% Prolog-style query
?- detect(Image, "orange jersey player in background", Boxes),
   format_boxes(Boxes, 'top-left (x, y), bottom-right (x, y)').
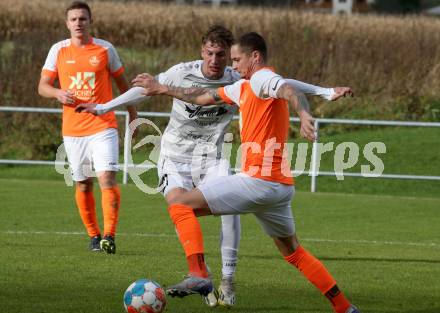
top-left (38, 1), bottom-right (137, 254)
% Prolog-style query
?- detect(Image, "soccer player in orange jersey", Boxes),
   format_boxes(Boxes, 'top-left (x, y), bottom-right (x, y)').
top-left (132, 32), bottom-right (359, 313)
top-left (38, 1), bottom-right (137, 254)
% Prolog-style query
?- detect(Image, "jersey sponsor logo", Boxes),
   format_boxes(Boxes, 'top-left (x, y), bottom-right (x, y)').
top-left (186, 132), bottom-right (216, 141)
top-left (69, 72), bottom-right (96, 89)
top-left (89, 55), bottom-right (100, 67)
top-left (195, 120), bottom-right (218, 127)
top-left (185, 105), bottom-right (228, 118)
top-left (68, 72), bottom-right (96, 100)
top-left (66, 60), bottom-right (76, 64)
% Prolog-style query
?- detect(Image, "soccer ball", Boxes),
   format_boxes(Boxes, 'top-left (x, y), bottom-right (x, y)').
top-left (123, 279), bottom-right (167, 313)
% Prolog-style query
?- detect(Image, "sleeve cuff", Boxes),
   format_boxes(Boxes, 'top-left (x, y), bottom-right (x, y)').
top-left (111, 67), bottom-right (125, 78)
top-left (217, 87), bottom-right (234, 105)
top-left (321, 88), bottom-right (335, 101)
top-left (41, 69), bottom-right (57, 79)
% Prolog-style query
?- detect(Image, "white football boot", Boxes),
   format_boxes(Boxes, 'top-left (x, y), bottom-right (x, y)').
top-left (218, 277), bottom-right (236, 308)
top-left (202, 265), bottom-right (219, 307)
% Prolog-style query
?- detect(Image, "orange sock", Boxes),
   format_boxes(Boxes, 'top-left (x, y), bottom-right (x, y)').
top-left (325, 285), bottom-right (352, 313)
top-left (168, 204), bottom-right (207, 278)
top-left (285, 246), bottom-right (351, 313)
top-left (75, 188), bottom-right (100, 237)
top-left (101, 186), bottom-right (120, 237)
top-left (187, 253), bottom-right (208, 278)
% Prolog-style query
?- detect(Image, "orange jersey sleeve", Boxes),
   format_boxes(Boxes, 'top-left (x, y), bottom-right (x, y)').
top-left (217, 87), bottom-right (234, 105)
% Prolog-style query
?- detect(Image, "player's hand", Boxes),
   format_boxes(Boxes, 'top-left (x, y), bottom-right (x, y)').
top-left (331, 87), bottom-right (353, 101)
top-left (132, 73), bottom-right (165, 96)
top-left (56, 89), bottom-right (75, 105)
top-left (299, 111), bottom-right (316, 142)
top-left (75, 103), bottom-right (98, 115)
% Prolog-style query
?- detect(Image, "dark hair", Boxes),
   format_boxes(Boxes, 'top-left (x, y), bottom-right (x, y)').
top-left (237, 32), bottom-right (267, 61)
top-left (66, 1), bottom-right (92, 19)
top-left (202, 25), bottom-right (235, 48)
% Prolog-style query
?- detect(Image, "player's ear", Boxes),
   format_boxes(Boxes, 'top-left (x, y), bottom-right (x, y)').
top-left (200, 45), bottom-right (205, 58)
top-left (254, 50), bottom-right (264, 63)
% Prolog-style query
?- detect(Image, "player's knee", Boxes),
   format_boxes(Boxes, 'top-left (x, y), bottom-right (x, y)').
top-left (98, 171), bottom-right (117, 189)
top-left (165, 188), bottom-right (188, 205)
top-left (273, 235), bottom-right (299, 256)
top-left (167, 196), bottom-right (189, 206)
top-left (167, 189), bottom-right (208, 211)
top-left (76, 179), bottom-right (93, 192)
top-left (167, 197), bottom-right (179, 206)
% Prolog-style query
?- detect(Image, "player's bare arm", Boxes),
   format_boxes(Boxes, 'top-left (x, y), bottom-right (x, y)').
top-left (132, 73), bottom-right (223, 106)
top-left (38, 75), bottom-right (75, 105)
top-left (277, 83), bottom-right (316, 142)
top-left (162, 85), bottom-right (212, 105)
top-left (75, 103), bottom-right (98, 114)
top-left (331, 87), bottom-right (354, 101)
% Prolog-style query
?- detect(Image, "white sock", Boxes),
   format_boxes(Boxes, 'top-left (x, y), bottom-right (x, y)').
top-left (220, 214), bottom-right (240, 279)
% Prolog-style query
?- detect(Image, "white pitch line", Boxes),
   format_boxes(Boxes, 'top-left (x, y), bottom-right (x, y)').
top-left (1, 230), bottom-right (439, 249)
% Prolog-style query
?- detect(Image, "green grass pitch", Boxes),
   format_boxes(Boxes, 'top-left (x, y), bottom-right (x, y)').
top-left (0, 178), bottom-right (439, 313)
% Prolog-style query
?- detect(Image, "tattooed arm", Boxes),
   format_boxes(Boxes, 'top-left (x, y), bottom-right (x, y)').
top-left (277, 83), bottom-right (311, 115)
top-left (162, 86), bottom-right (224, 106)
top-left (132, 73), bottom-right (223, 106)
top-left (277, 83), bottom-right (316, 142)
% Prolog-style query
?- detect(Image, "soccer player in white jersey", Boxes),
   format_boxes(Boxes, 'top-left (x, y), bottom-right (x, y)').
top-left (38, 1), bottom-right (137, 254)
top-left (76, 26), bottom-right (352, 307)
top-left (131, 32), bottom-right (359, 313)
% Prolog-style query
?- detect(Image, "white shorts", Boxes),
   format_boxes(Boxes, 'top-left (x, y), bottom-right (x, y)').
top-left (63, 128), bottom-right (119, 182)
top-left (157, 156), bottom-right (231, 196)
top-left (198, 173), bottom-right (295, 237)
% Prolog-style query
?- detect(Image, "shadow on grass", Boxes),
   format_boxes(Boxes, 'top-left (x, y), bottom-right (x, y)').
top-left (318, 256), bottom-right (440, 264)
top-left (404, 309), bottom-right (440, 313)
top-left (241, 253), bottom-right (440, 264)
top-left (243, 306), bottom-right (325, 312)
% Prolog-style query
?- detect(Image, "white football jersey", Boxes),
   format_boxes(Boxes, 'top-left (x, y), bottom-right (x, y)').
top-left (157, 60), bottom-right (240, 163)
